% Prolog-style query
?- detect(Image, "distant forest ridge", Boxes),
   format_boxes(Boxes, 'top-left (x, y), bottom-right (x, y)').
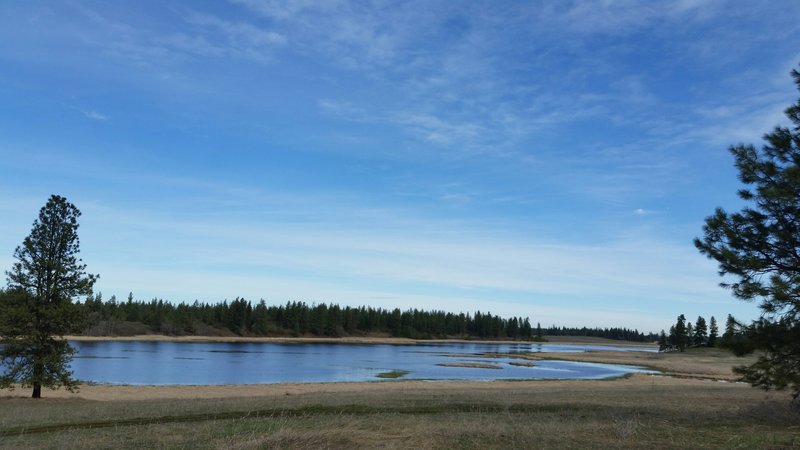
top-left (79, 294), bottom-right (658, 342)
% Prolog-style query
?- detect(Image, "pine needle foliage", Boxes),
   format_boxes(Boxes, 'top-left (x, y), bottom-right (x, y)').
top-left (1, 195), bottom-right (97, 398)
top-left (695, 66), bottom-right (800, 401)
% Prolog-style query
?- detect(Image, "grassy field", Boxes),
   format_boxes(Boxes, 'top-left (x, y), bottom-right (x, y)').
top-left (1, 347), bottom-right (797, 449)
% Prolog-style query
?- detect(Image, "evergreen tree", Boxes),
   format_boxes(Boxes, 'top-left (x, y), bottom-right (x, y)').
top-left (0, 195), bottom-right (97, 398)
top-left (522, 318), bottom-right (532, 338)
top-left (708, 316), bottom-right (719, 347)
top-left (693, 316), bottom-right (708, 347)
top-left (695, 66), bottom-right (800, 400)
top-left (668, 325), bottom-right (677, 348)
top-left (722, 314), bottom-right (737, 346)
top-left (658, 330), bottom-right (669, 351)
top-left (675, 314), bottom-right (688, 352)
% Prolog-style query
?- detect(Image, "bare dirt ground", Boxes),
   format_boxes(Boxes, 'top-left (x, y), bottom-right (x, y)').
top-left (0, 373), bottom-right (755, 402)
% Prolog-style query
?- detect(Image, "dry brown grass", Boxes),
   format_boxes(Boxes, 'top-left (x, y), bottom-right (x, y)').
top-left (508, 361), bottom-right (535, 367)
top-left (1, 373), bottom-right (797, 449)
top-left (1, 347), bottom-right (796, 449)
top-left (520, 346), bottom-right (757, 380)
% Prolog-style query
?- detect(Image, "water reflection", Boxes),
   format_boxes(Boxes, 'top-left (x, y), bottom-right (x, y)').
top-left (70, 341), bottom-right (656, 385)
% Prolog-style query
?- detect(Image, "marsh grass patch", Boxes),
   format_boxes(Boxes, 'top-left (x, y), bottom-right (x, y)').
top-left (437, 362), bottom-right (503, 369)
top-left (375, 370), bottom-right (410, 379)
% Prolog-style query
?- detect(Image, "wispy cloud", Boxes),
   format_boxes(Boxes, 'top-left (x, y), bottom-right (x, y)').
top-left (393, 114), bottom-right (484, 146)
top-left (82, 110), bottom-right (108, 121)
top-left (31, 4), bottom-right (288, 71)
top-left (179, 11), bottom-right (286, 63)
top-left (548, 0), bottom-right (721, 35)
top-left (227, 0), bottom-right (337, 21)
top-left (292, 0), bottom-right (781, 172)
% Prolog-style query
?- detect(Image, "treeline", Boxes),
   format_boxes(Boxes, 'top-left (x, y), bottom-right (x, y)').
top-left (81, 293), bottom-right (537, 340)
top-left (658, 314), bottom-right (745, 351)
top-left (543, 325), bottom-right (656, 342)
top-left (78, 293), bottom-right (654, 342)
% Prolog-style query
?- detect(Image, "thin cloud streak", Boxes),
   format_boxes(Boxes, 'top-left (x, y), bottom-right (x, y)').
top-left (82, 110), bottom-right (108, 121)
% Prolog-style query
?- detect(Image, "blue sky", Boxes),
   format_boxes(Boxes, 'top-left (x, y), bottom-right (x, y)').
top-left (1, 1), bottom-right (798, 332)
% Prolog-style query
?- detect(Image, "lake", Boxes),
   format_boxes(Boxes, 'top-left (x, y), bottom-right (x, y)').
top-left (69, 341), bottom-right (656, 385)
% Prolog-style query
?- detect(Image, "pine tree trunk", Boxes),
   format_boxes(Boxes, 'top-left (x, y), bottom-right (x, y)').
top-left (32, 358), bottom-right (43, 398)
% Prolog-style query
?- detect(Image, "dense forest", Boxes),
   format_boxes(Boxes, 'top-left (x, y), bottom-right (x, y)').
top-left (542, 325), bottom-right (655, 342)
top-left (77, 293), bottom-right (656, 342)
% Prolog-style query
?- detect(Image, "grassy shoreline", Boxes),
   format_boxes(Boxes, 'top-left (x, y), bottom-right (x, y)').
top-left (1, 373), bottom-right (796, 448)
top-left (3, 347), bottom-right (792, 449)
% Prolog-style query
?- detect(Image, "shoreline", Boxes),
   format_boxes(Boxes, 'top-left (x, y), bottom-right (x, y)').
top-left (63, 334), bottom-right (657, 347)
top-left (3, 372), bottom-right (791, 449)
top-left (1, 373), bottom-right (684, 401)
top-left (0, 347), bottom-right (748, 402)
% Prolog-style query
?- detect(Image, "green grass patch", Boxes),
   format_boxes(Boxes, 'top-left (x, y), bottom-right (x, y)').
top-left (375, 370), bottom-right (410, 379)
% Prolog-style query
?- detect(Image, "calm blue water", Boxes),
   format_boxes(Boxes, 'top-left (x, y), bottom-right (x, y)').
top-left (68, 341), bottom-right (656, 385)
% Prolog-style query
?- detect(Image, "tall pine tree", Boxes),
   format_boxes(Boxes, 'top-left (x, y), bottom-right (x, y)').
top-left (1, 195), bottom-right (97, 398)
top-left (675, 314), bottom-right (688, 352)
top-left (695, 66), bottom-right (800, 401)
top-left (693, 316), bottom-right (708, 347)
top-left (708, 316), bottom-right (719, 347)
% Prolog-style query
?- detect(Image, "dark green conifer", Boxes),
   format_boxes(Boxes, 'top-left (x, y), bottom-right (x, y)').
top-left (696, 66), bottom-right (800, 401)
top-left (708, 316), bottom-right (718, 347)
top-left (1, 195), bottom-right (97, 398)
